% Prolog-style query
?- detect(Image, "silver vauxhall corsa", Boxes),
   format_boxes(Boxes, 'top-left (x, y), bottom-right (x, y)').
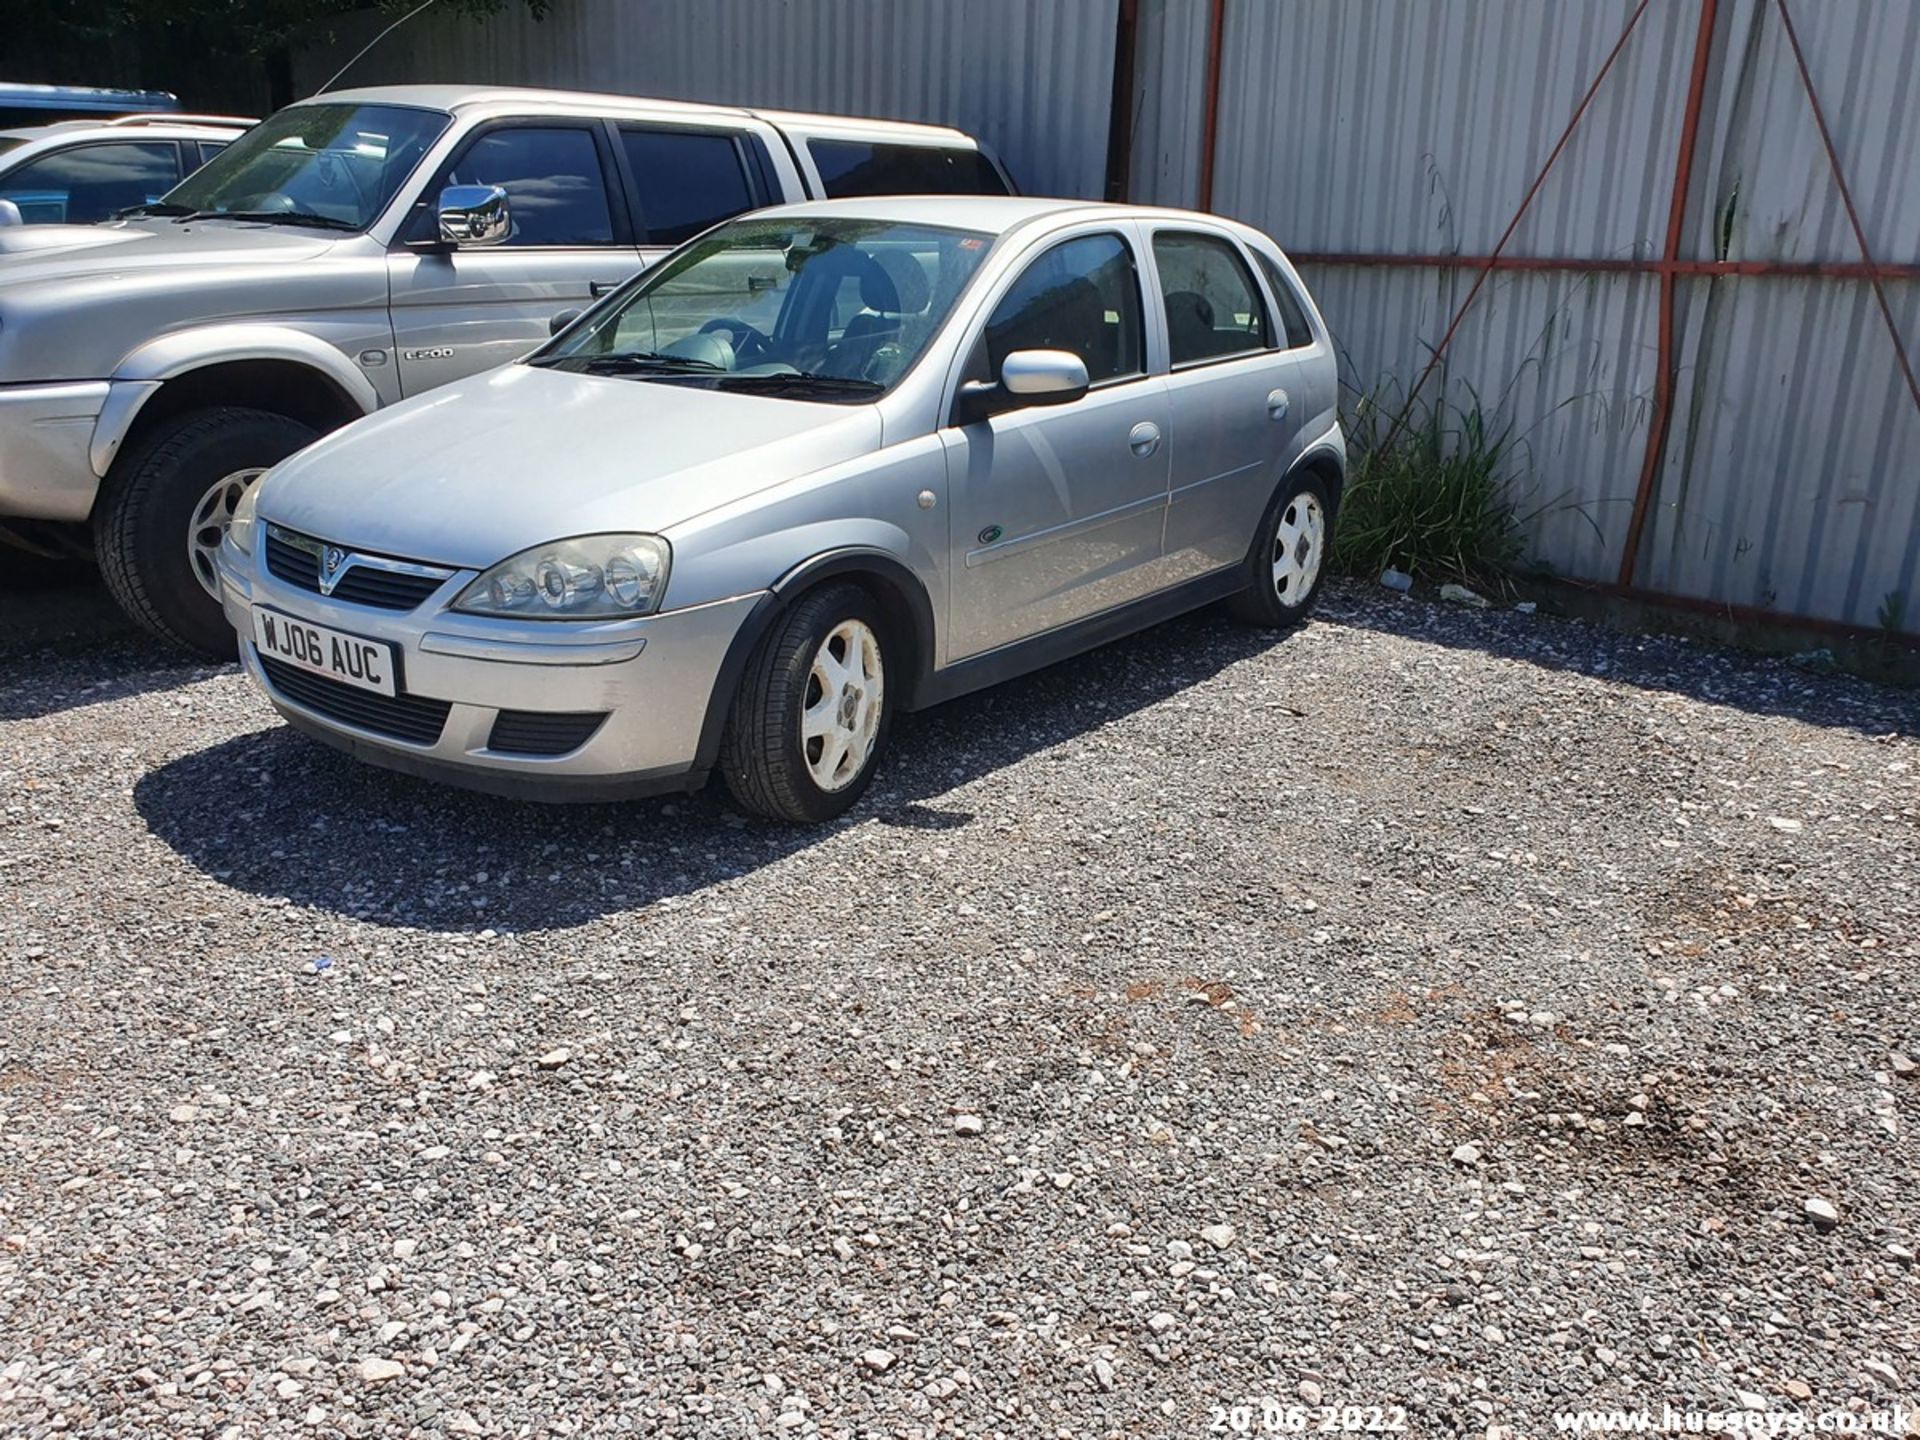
top-left (217, 196), bottom-right (1344, 822)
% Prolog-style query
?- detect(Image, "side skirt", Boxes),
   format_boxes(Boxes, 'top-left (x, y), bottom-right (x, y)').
top-left (911, 565), bottom-right (1246, 711)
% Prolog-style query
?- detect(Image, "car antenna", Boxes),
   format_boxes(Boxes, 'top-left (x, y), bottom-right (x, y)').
top-left (315, 0), bottom-right (439, 95)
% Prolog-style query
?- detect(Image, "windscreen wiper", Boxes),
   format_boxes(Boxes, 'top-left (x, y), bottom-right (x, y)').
top-left (172, 209), bottom-right (360, 231)
top-left (714, 371), bottom-right (885, 397)
top-left (115, 201), bottom-right (195, 219)
top-left (535, 352), bottom-right (726, 375)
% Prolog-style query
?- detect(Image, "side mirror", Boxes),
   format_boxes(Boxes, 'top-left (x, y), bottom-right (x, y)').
top-left (549, 309), bottom-right (583, 336)
top-left (958, 348), bottom-right (1090, 422)
top-left (437, 184), bottom-right (510, 247)
top-left (0, 199), bottom-right (22, 229)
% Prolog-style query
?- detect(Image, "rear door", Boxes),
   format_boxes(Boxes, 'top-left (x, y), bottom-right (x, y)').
top-left (610, 122), bottom-right (780, 264)
top-left (1151, 227), bottom-right (1320, 582)
top-left (385, 120), bottom-right (643, 396)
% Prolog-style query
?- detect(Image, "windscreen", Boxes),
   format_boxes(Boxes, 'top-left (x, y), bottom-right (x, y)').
top-left (157, 102), bottom-right (449, 230)
top-left (535, 215), bottom-right (996, 402)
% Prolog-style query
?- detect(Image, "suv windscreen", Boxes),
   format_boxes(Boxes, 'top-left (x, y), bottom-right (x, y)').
top-left (809, 139), bottom-right (1008, 198)
top-left (154, 103), bottom-right (449, 230)
top-left (535, 215), bottom-right (995, 400)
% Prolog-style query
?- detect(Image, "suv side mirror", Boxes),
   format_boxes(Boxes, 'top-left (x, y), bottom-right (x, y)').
top-left (957, 348), bottom-right (1090, 422)
top-left (0, 199), bottom-right (22, 229)
top-left (437, 184), bottom-right (510, 247)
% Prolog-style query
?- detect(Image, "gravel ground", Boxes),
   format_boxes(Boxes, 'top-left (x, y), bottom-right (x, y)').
top-left (2, 579), bottom-right (1917, 1439)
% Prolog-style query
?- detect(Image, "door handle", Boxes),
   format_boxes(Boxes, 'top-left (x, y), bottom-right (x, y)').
top-left (590, 280), bottom-right (623, 297)
top-left (1128, 420), bottom-right (1162, 457)
top-left (1267, 387), bottom-right (1291, 422)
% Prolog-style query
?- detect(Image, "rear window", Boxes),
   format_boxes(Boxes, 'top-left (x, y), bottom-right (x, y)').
top-left (1252, 250), bottom-right (1316, 349)
top-left (808, 139), bottom-right (1007, 199)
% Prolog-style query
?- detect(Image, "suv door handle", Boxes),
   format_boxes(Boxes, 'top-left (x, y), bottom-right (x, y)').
top-left (590, 280), bottom-right (623, 297)
top-left (1267, 387), bottom-right (1291, 422)
top-left (1129, 421), bottom-right (1162, 457)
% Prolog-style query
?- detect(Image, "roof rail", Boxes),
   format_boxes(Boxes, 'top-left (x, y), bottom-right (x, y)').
top-left (105, 113), bottom-right (255, 128)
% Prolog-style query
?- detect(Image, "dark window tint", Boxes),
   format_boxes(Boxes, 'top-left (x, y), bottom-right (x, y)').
top-left (810, 139), bottom-right (1007, 199)
top-left (620, 128), bottom-right (755, 246)
top-left (1153, 231), bottom-right (1270, 366)
top-left (1253, 250), bottom-right (1314, 349)
top-left (445, 126), bottom-right (613, 246)
top-left (196, 141), bottom-right (228, 168)
top-left (0, 141), bottom-right (180, 223)
top-left (982, 233), bottom-right (1144, 386)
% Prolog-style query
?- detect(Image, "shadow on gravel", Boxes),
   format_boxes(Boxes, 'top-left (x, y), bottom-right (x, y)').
top-left (1321, 585), bottom-right (1920, 738)
top-left (133, 610), bottom-right (1284, 933)
top-left (0, 578), bottom-right (215, 721)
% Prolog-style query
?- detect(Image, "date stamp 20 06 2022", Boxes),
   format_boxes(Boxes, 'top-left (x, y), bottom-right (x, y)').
top-left (1208, 1401), bottom-right (1410, 1434)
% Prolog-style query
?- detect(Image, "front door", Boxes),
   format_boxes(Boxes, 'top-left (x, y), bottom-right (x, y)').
top-left (386, 121), bottom-right (644, 396)
top-left (940, 230), bottom-right (1170, 660)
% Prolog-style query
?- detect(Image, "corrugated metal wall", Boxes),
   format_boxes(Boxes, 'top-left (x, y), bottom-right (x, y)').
top-left (291, 0), bottom-right (1918, 635)
top-left (1131, 0), bottom-right (1919, 633)
top-left (293, 0), bottom-right (1121, 201)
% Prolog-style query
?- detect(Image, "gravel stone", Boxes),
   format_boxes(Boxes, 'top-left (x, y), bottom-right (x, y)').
top-left (3, 580), bottom-right (1916, 1437)
top-left (1804, 1197), bottom-right (1842, 1231)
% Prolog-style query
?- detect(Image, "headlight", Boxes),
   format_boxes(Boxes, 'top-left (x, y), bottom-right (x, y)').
top-left (228, 478), bottom-right (264, 555)
top-left (453, 534), bottom-right (670, 619)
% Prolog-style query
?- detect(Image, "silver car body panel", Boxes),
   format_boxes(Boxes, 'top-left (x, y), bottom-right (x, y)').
top-left (0, 85), bottom-right (998, 523)
top-left (225, 196), bottom-right (1344, 797)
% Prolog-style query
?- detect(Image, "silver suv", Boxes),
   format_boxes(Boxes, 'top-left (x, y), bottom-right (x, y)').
top-left (0, 85), bottom-right (1011, 650)
top-left (215, 197), bottom-right (1343, 822)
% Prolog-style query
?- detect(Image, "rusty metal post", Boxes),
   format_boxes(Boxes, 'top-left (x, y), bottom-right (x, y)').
top-left (1195, 0), bottom-right (1227, 211)
top-left (1616, 0), bottom-right (1721, 589)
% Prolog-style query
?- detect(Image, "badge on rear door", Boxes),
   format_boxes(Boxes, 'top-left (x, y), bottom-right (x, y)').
top-left (978, 524), bottom-right (1003, 545)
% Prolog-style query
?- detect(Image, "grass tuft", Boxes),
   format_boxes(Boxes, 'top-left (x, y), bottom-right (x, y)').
top-left (1332, 381), bottom-right (1527, 591)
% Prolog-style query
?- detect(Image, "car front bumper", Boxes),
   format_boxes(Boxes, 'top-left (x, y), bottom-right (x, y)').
top-left (219, 533), bottom-right (763, 801)
top-left (0, 382), bottom-right (109, 521)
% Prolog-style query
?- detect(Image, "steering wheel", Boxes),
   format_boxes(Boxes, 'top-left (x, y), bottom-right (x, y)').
top-left (699, 317), bottom-right (772, 366)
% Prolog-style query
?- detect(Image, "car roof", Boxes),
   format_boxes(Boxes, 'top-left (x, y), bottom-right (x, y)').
top-left (0, 120), bottom-right (247, 144)
top-left (310, 85), bottom-right (981, 145)
top-left (0, 83), bottom-right (178, 114)
top-left (743, 194), bottom-right (1260, 238)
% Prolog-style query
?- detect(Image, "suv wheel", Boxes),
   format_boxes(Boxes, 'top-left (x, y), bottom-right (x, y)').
top-left (1229, 470), bottom-right (1334, 628)
top-left (721, 584), bottom-right (892, 823)
top-left (96, 407), bottom-right (317, 656)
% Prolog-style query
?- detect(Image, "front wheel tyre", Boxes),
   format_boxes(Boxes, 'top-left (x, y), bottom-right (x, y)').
top-left (720, 584), bottom-right (892, 823)
top-left (1229, 471), bottom-right (1334, 628)
top-left (95, 406), bottom-right (318, 657)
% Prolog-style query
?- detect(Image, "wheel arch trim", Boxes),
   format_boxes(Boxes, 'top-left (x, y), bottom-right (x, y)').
top-left (690, 547), bottom-right (940, 774)
top-left (92, 326), bottom-right (380, 476)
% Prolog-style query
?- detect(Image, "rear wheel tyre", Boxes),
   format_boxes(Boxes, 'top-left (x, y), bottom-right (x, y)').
top-left (95, 407), bottom-right (317, 657)
top-left (1229, 470), bottom-right (1334, 628)
top-left (720, 584), bottom-right (892, 824)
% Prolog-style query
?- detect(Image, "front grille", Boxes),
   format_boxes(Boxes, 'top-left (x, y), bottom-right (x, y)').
top-left (488, 709), bottom-right (608, 757)
top-left (259, 656), bottom-right (451, 747)
top-left (264, 529), bottom-right (450, 612)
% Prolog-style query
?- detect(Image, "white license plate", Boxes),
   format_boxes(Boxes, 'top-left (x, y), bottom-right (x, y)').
top-left (251, 607), bottom-right (396, 697)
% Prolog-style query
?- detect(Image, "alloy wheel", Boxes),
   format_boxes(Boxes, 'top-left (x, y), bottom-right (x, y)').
top-left (1271, 491), bottom-right (1326, 606)
top-left (801, 618), bottom-right (885, 792)
top-left (186, 467), bottom-right (265, 599)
